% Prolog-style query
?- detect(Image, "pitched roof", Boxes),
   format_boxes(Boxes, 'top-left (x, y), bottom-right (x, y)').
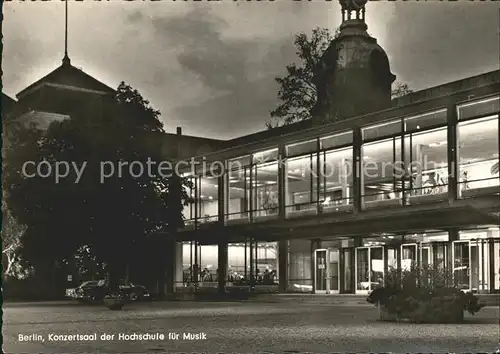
top-left (17, 61), bottom-right (116, 99)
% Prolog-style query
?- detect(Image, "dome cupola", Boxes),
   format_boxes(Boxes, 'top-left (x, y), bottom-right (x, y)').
top-left (312, 0), bottom-right (396, 123)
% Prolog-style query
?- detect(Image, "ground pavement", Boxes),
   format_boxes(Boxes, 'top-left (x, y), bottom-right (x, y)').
top-left (3, 300), bottom-right (499, 353)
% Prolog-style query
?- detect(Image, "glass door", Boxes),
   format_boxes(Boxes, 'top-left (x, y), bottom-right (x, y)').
top-left (452, 241), bottom-right (470, 291)
top-left (329, 248), bottom-right (340, 293)
top-left (356, 248), bottom-right (369, 293)
top-left (370, 247), bottom-right (384, 289)
top-left (314, 249), bottom-right (328, 293)
top-left (355, 247), bottom-right (384, 294)
top-left (342, 248), bottom-right (354, 293)
top-left (468, 239), bottom-right (489, 293)
top-left (401, 244), bottom-right (417, 271)
top-left (420, 244), bottom-right (431, 268)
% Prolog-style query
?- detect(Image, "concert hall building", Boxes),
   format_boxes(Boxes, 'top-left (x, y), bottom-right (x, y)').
top-left (5, 0), bottom-right (499, 296)
top-left (169, 1), bottom-right (500, 295)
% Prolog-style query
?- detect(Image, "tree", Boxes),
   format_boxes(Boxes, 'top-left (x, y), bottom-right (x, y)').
top-left (1, 200), bottom-right (28, 278)
top-left (5, 83), bottom-right (190, 289)
top-left (391, 82), bottom-right (413, 99)
top-left (2, 117), bottom-right (40, 279)
top-left (267, 27), bottom-right (412, 129)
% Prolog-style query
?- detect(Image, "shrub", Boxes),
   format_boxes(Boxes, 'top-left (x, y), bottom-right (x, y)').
top-left (366, 265), bottom-right (485, 323)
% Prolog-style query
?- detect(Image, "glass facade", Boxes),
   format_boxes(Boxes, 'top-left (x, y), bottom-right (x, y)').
top-left (179, 241), bottom-right (278, 288)
top-left (404, 109), bottom-right (448, 201)
top-left (181, 95), bottom-right (499, 225)
top-left (177, 95), bottom-right (499, 295)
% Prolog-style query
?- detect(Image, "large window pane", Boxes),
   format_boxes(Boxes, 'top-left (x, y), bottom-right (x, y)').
top-left (404, 109), bottom-right (447, 132)
top-left (288, 240), bottom-right (312, 292)
top-left (362, 119), bottom-right (401, 141)
top-left (320, 131), bottom-right (353, 150)
top-left (182, 175), bottom-right (195, 226)
top-left (457, 96), bottom-right (499, 121)
top-left (226, 167), bottom-right (250, 221)
top-left (285, 154), bottom-right (317, 216)
top-left (405, 127), bottom-right (448, 197)
top-left (287, 139), bottom-right (317, 157)
top-left (252, 161), bottom-right (279, 218)
top-left (361, 138), bottom-right (402, 204)
top-left (320, 147), bottom-right (353, 209)
top-left (458, 115), bottom-right (499, 196)
top-left (198, 175), bottom-right (219, 223)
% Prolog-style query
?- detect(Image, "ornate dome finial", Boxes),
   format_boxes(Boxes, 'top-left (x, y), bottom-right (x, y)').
top-left (339, 0), bottom-right (367, 22)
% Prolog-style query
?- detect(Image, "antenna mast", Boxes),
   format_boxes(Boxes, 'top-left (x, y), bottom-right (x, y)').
top-left (62, 0), bottom-right (70, 65)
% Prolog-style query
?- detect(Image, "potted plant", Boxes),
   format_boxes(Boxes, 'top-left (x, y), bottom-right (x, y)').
top-left (367, 265), bottom-right (484, 323)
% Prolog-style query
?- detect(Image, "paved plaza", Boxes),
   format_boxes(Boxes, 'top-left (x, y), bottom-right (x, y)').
top-left (3, 300), bottom-right (499, 353)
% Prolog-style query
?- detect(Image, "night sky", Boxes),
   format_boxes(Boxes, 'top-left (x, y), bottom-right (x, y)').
top-left (3, 1), bottom-right (499, 139)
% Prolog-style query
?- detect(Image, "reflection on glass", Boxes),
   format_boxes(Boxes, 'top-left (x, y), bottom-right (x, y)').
top-left (320, 147), bottom-right (353, 207)
top-left (288, 240), bottom-right (312, 292)
top-left (252, 162), bottom-right (279, 217)
top-left (343, 249), bottom-right (354, 293)
top-left (458, 115), bottom-right (499, 195)
top-left (362, 138), bottom-right (402, 202)
top-left (453, 241), bottom-right (470, 290)
top-left (405, 127), bottom-right (448, 196)
top-left (356, 248), bottom-right (369, 291)
top-left (329, 249), bottom-right (340, 291)
top-left (371, 247), bottom-right (384, 289)
top-left (286, 154), bottom-right (316, 214)
top-left (198, 176), bottom-right (219, 222)
top-left (401, 244), bottom-right (417, 270)
top-left (315, 250), bottom-right (327, 291)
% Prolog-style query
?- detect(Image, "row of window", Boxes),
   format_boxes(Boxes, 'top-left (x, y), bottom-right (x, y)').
top-left (182, 96), bottom-right (499, 225)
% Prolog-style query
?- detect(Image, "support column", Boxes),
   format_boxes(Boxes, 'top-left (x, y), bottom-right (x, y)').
top-left (278, 143), bottom-right (286, 220)
top-left (217, 238), bottom-right (228, 293)
top-left (278, 239), bottom-right (288, 293)
top-left (488, 237), bottom-right (496, 294)
top-left (174, 242), bottom-right (183, 290)
top-left (351, 238), bottom-right (361, 293)
top-left (164, 238), bottom-right (176, 294)
top-left (353, 127), bottom-right (362, 212)
top-left (249, 236), bottom-right (254, 291)
top-left (448, 229), bottom-right (459, 272)
top-left (193, 240), bottom-right (199, 291)
top-left (339, 250), bottom-right (345, 293)
top-left (447, 103), bottom-right (458, 202)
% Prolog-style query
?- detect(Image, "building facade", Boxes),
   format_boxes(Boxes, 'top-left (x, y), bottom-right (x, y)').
top-left (172, 74), bottom-right (500, 295)
top-left (162, 0), bottom-right (499, 296)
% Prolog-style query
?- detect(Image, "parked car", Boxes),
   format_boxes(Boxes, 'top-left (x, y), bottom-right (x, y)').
top-left (66, 280), bottom-right (151, 302)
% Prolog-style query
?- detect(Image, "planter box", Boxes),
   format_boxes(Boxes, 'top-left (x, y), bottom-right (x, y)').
top-left (104, 296), bottom-right (125, 310)
top-left (378, 298), bottom-right (465, 323)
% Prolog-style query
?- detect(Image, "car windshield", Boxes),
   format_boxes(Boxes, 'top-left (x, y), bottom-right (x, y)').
top-left (80, 281), bottom-right (98, 287)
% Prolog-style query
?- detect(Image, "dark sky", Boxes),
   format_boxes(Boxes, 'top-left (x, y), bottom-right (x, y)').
top-left (3, 1), bottom-right (499, 139)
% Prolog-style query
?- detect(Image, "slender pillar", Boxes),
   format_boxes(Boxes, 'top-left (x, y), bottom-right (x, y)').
top-left (447, 103), bottom-right (458, 202)
top-left (218, 174), bottom-right (225, 225)
top-left (339, 250), bottom-right (345, 293)
top-left (244, 240), bottom-right (248, 280)
top-left (164, 238), bottom-right (176, 294)
top-left (353, 127), bottom-right (362, 212)
top-left (217, 237), bottom-right (228, 293)
top-left (174, 242), bottom-right (183, 289)
top-left (278, 239), bottom-right (288, 293)
top-left (278, 143), bottom-right (286, 219)
top-left (249, 236), bottom-right (254, 291)
top-left (193, 240), bottom-right (199, 290)
top-left (488, 238), bottom-right (496, 294)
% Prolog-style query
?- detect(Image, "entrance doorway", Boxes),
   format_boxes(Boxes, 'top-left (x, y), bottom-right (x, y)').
top-left (453, 240), bottom-right (488, 292)
top-left (313, 248), bottom-right (340, 294)
top-left (355, 246), bottom-right (384, 294)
